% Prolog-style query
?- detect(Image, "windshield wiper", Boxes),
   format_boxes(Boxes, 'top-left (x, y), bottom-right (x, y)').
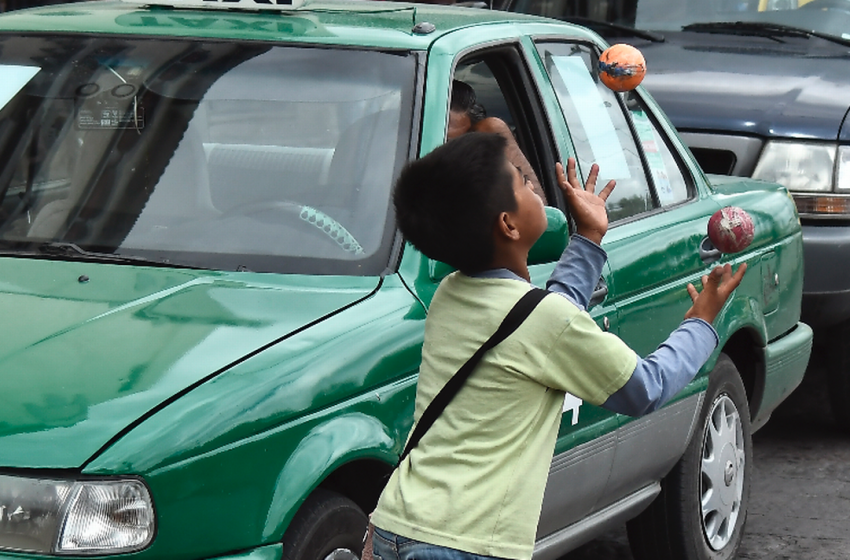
top-left (37, 242), bottom-right (199, 269)
top-left (563, 16), bottom-right (666, 42)
top-left (683, 21), bottom-right (850, 47)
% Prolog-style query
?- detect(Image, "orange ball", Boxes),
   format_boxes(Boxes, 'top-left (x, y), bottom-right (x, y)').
top-left (599, 44), bottom-right (646, 92)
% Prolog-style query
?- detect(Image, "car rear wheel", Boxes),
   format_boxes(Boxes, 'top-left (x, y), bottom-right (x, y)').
top-left (281, 488), bottom-right (368, 560)
top-left (626, 354), bottom-right (752, 560)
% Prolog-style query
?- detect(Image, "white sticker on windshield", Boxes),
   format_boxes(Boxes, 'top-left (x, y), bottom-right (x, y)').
top-left (0, 65), bottom-right (39, 110)
top-left (552, 56), bottom-right (630, 180)
top-left (632, 109), bottom-right (677, 204)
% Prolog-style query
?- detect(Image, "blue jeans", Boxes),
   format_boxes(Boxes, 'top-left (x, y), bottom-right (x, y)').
top-left (371, 527), bottom-right (504, 560)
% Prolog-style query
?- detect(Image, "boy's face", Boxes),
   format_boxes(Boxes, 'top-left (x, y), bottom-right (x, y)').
top-left (506, 158), bottom-right (547, 246)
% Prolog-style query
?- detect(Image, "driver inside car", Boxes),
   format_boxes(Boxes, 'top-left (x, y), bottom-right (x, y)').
top-left (447, 79), bottom-right (546, 201)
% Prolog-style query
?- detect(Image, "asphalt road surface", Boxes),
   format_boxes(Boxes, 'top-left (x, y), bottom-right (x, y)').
top-left (561, 349), bottom-right (850, 560)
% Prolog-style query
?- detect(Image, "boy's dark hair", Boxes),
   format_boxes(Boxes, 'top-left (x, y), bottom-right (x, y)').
top-left (451, 80), bottom-right (487, 125)
top-left (393, 132), bottom-right (516, 273)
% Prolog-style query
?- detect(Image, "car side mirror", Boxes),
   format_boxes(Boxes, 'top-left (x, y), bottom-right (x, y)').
top-left (429, 206), bottom-right (568, 281)
top-left (528, 206), bottom-right (568, 266)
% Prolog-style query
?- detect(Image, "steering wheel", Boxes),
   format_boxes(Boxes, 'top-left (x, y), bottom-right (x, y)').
top-left (223, 200), bottom-right (364, 255)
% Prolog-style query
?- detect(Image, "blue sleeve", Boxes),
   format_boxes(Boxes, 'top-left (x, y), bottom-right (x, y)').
top-left (601, 318), bottom-right (719, 416)
top-left (546, 234), bottom-right (607, 310)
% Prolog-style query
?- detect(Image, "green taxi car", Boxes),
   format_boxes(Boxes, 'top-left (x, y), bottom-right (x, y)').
top-left (0, 1), bottom-right (812, 560)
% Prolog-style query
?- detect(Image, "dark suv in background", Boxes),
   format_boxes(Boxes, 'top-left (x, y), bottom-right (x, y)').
top-left (504, 0), bottom-right (850, 431)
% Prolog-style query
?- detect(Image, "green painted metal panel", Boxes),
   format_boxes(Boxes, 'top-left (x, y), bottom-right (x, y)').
top-left (80, 275), bottom-right (423, 558)
top-left (0, 257), bottom-right (378, 468)
top-left (213, 544), bottom-right (283, 560)
top-left (0, 0), bottom-right (551, 47)
top-left (757, 322), bottom-right (813, 425)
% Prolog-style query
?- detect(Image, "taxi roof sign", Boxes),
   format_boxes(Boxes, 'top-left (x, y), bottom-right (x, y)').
top-left (121, 0), bottom-right (306, 11)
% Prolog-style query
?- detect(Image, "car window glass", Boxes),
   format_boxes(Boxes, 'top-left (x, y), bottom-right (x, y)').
top-left (623, 92), bottom-right (692, 206)
top-left (0, 36), bottom-right (415, 275)
top-left (511, 0), bottom-right (845, 40)
top-left (537, 42), bottom-right (654, 222)
top-left (453, 62), bottom-right (514, 127)
top-left (451, 50), bottom-right (552, 205)
top-left (511, 0), bottom-right (611, 22)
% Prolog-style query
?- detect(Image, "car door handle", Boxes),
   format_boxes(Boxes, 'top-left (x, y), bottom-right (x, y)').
top-left (589, 276), bottom-right (608, 308)
top-left (699, 237), bottom-right (722, 265)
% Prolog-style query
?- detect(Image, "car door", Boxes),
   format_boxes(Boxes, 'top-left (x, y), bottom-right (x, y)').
top-left (531, 39), bottom-right (717, 508)
top-left (437, 38), bottom-right (622, 540)
top-left (602, 91), bottom-right (719, 505)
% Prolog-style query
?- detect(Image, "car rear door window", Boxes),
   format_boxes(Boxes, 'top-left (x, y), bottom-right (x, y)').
top-left (625, 94), bottom-right (692, 207)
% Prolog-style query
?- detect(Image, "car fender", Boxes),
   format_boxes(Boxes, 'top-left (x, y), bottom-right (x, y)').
top-left (714, 289), bottom-right (768, 355)
top-left (262, 411), bottom-right (399, 541)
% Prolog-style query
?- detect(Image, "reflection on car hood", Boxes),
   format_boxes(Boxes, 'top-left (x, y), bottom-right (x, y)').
top-left (636, 32), bottom-right (850, 139)
top-left (0, 258), bottom-right (377, 469)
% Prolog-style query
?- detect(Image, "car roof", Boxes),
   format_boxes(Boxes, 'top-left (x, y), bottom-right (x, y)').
top-left (0, 0), bottom-right (573, 49)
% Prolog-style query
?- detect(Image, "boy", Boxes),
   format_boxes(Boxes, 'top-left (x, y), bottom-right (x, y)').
top-left (370, 132), bottom-right (746, 560)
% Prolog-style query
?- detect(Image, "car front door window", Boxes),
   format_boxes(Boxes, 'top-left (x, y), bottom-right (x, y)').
top-left (537, 42), bottom-right (654, 222)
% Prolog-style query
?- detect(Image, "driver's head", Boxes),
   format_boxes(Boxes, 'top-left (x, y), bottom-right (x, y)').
top-left (448, 80), bottom-right (487, 140)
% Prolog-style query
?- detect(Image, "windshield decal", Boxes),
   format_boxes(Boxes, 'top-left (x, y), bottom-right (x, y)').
top-left (0, 65), bottom-right (39, 111)
top-left (552, 56), bottom-right (631, 180)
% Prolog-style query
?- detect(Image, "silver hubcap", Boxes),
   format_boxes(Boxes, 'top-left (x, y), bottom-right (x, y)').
top-left (324, 549), bottom-right (359, 560)
top-left (700, 394), bottom-right (745, 551)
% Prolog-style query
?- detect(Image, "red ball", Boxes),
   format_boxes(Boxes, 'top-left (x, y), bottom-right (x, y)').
top-left (599, 44), bottom-right (646, 92)
top-left (708, 206), bottom-right (755, 254)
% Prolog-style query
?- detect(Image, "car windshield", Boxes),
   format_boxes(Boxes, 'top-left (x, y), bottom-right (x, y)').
top-left (0, 35), bottom-right (416, 275)
top-left (510, 0), bottom-right (850, 39)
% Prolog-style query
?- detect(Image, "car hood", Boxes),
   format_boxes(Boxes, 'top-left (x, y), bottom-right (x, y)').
top-left (635, 32), bottom-right (850, 140)
top-left (0, 257), bottom-right (378, 469)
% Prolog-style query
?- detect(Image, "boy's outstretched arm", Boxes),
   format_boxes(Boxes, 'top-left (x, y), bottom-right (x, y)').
top-left (686, 263), bottom-right (748, 324)
top-left (602, 263), bottom-right (747, 416)
top-left (546, 158), bottom-right (616, 308)
top-left (557, 157), bottom-right (615, 245)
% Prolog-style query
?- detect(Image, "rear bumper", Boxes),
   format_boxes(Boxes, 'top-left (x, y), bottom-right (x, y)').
top-left (752, 322), bottom-right (813, 430)
top-left (801, 224), bottom-right (850, 328)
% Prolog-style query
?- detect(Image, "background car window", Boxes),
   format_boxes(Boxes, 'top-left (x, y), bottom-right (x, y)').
top-left (623, 92), bottom-right (692, 207)
top-left (537, 42), bottom-right (654, 222)
top-left (510, 0), bottom-right (612, 22)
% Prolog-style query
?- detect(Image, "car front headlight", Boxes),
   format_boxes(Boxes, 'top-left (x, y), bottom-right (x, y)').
top-left (752, 141), bottom-right (834, 192)
top-left (0, 474), bottom-right (154, 555)
top-left (753, 141), bottom-right (850, 218)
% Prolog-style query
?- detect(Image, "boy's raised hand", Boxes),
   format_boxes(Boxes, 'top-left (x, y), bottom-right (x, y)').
top-left (556, 158), bottom-right (616, 245)
top-left (685, 263), bottom-right (748, 325)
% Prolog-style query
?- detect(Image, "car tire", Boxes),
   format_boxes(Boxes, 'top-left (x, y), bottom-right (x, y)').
top-left (626, 354), bottom-right (752, 560)
top-left (825, 321), bottom-right (850, 432)
top-left (281, 488), bottom-right (369, 560)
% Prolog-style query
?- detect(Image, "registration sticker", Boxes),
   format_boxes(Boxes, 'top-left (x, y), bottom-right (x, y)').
top-left (78, 106), bottom-right (145, 130)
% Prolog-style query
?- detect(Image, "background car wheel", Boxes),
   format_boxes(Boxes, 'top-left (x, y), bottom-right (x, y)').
top-left (626, 354), bottom-right (752, 560)
top-left (281, 488), bottom-right (368, 560)
top-left (824, 320), bottom-right (850, 432)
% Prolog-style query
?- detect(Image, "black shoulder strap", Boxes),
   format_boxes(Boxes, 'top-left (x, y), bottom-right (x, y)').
top-left (396, 287), bottom-right (550, 468)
